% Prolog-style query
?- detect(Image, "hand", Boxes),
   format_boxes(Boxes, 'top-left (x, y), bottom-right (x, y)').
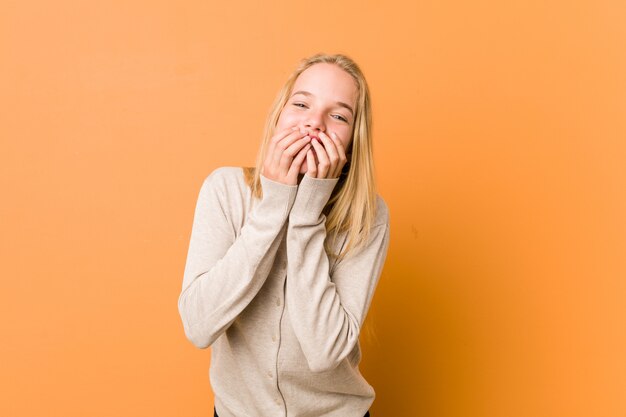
top-left (305, 130), bottom-right (348, 179)
top-left (262, 126), bottom-right (312, 185)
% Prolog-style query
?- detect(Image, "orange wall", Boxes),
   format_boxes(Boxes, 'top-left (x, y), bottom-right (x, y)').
top-left (1, 1), bottom-right (625, 416)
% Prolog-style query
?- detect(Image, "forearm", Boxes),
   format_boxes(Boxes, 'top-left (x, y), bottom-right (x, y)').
top-left (178, 172), bottom-right (298, 348)
top-left (285, 175), bottom-right (390, 372)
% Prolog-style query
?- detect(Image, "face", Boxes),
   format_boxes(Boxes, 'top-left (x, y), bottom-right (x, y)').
top-left (275, 63), bottom-right (358, 174)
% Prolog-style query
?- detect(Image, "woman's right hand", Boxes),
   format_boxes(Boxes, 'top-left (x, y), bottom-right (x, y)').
top-left (261, 126), bottom-right (311, 186)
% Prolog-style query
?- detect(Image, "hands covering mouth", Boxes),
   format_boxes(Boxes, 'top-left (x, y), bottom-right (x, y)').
top-left (306, 135), bottom-right (322, 155)
top-left (278, 126), bottom-right (348, 179)
top-left (262, 126), bottom-right (346, 184)
top-left (300, 130), bottom-right (322, 149)
top-left (305, 133), bottom-right (321, 142)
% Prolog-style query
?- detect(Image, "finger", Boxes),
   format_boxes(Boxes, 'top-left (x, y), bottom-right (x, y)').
top-left (266, 127), bottom-right (297, 170)
top-left (279, 136), bottom-right (311, 174)
top-left (318, 131), bottom-right (340, 177)
top-left (267, 126), bottom-right (298, 157)
top-left (278, 129), bottom-right (309, 151)
top-left (271, 126), bottom-right (299, 145)
top-left (328, 131), bottom-right (347, 177)
top-left (310, 139), bottom-right (330, 178)
top-left (288, 143), bottom-right (311, 178)
top-left (306, 148), bottom-right (317, 177)
top-left (272, 129), bottom-right (307, 169)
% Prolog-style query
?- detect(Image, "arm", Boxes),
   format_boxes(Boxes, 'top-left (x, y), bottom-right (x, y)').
top-left (285, 174), bottom-right (391, 372)
top-left (178, 168), bottom-right (298, 349)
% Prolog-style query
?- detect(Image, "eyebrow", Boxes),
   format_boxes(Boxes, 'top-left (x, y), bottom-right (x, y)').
top-left (291, 90), bottom-right (354, 116)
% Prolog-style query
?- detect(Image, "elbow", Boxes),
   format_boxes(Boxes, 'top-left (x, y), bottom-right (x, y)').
top-left (182, 324), bottom-right (212, 350)
top-left (303, 333), bottom-right (360, 373)
top-left (178, 292), bottom-right (214, 350)
top-left (305, 353), bottom-right (342, 373)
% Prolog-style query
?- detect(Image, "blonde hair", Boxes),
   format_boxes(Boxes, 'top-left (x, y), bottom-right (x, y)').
top-left (244, 52), bottom-right (379, 264)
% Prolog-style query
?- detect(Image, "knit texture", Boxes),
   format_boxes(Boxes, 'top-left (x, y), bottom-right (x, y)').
top-left (178, 166), bottom-right (390, 417)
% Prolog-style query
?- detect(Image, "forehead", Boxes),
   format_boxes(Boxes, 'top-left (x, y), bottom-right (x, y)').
top-left (292, 63), bottom-right (357, 105)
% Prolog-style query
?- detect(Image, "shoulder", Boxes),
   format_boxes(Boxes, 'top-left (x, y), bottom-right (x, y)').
top-left (203, 166), bottom-right (245, 184)
top-left (373, 194), bottom-right (390, 228)
top-left (195, 167), bottom-right (250, 224)
top-left (195, 166), bottom-right (249, 206)
top-left (200, 166), bottom-right (246, 192)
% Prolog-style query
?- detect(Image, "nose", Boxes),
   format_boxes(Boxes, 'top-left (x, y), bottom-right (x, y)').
top-left (302, 110), bottom-right (325, 137)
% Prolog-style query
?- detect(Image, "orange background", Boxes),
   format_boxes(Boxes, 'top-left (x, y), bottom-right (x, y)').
top-left (1, 1), bottom-right (625, 416)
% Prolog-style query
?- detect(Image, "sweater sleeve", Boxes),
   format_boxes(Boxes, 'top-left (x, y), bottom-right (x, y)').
top-left (285, 174), bottom-right (391, 372)
top-left (178, 168), bottom-right (298, 349)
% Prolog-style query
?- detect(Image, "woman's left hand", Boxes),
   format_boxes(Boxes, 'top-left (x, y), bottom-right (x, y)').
top-left (306, 131), bottom-right (348, 179)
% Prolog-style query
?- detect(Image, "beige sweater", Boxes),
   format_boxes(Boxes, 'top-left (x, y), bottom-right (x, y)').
top-left (178, 166), bottom-right (390, 417)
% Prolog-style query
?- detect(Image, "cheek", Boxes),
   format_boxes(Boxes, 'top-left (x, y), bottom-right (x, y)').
top-left (277, 109), bottom-right (299, 128)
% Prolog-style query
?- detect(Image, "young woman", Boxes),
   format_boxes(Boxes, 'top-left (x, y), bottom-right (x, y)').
top-left (178, 53), bottom-right (390, 417)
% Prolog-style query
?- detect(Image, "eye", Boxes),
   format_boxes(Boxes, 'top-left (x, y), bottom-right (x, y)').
top-left (292, 102), bottom-right (307, 108)
top-left (332, 114), bottom-right (348, 123)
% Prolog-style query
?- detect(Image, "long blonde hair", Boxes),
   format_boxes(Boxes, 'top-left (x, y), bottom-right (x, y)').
top-left (244, 52), bottom-right (379, 264)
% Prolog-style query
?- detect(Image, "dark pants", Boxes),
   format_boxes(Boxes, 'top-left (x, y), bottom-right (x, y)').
top-left (214, 406), bottom-right (370, 416)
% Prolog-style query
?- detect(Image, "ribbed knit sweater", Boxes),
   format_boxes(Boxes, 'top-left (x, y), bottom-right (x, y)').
top-left (178, 166), bottom-right (390, 417)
